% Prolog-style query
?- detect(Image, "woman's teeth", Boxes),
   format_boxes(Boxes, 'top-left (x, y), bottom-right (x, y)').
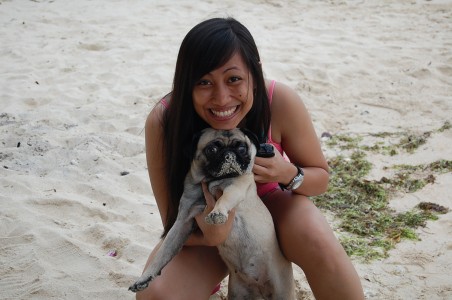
top-left (211, 107), bottom-right (236, 118)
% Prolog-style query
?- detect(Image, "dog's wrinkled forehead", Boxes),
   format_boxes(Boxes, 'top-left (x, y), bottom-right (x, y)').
top-left (220, 130), bottom-right (234, 138)
top-left (198, 128), bottom-right (245, 150)
top-left (210, 130), bottom-right (239, 146)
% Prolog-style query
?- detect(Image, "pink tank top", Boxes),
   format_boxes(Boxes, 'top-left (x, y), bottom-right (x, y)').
top-left (256, 80), bottom-right (282, 198)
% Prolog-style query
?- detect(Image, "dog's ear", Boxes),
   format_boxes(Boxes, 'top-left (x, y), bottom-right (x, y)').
top-left (189, 130), bottom-right (204, 161)
top-left (239, 128), bottom-right (260, 150)
top-left (183, 129), bottom-right (204, 162)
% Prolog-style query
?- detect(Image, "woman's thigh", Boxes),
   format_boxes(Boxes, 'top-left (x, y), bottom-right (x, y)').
top-left (263, 190), bottom-right (343, 264)
top-left (263, 190), bottom-right (364, 300)
top-left (136, 242), bottom-right (227, 300)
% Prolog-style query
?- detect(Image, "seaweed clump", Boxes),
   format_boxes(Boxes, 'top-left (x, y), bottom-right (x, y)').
top-left (314, 122), bottom-right (451, 261)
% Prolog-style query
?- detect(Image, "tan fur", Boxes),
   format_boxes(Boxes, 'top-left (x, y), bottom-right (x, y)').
top-left (130, 128), bottom-right (295, 299)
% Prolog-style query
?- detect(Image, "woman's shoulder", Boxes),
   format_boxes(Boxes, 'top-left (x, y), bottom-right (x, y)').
top-left (146, 96), bottom-right (168, 132)
top-left (265, 80), bottom-right (309, 142)
top-left (266, 80), bottom-right (304, 112)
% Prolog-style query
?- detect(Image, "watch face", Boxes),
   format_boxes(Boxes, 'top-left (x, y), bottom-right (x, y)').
top-left (290, 168), bottom-right (304, 190)
top-left (285, 165), bottom-right (304, 191)
top-left (291, 177), bottom-right (302, 190)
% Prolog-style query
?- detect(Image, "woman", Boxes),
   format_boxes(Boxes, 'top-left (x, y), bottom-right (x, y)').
top-left (137, 17), bottom-right (364, 299)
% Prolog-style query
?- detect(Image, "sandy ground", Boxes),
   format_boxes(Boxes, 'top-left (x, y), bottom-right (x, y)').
top-left (1, 0), bottom-right (451, 299)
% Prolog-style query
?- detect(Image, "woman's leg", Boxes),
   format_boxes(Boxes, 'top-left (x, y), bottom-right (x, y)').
top-left (264, 190), bottom-right (365, 300)
top-left (136, 241), bottom-right (228, 300)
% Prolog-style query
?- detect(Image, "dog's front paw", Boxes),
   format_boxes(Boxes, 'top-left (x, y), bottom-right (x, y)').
top-left (129, 276), bottom-right (153, 293)
top-left (205, 211), bottom-right (228, 224)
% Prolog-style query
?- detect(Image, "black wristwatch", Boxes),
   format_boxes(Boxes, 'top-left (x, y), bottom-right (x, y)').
top-left (279, 164), bottom-right (304, 191)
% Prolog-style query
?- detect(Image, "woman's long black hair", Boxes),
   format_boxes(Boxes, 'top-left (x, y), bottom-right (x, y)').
top-left (161, 17), bottom-right (271, 237)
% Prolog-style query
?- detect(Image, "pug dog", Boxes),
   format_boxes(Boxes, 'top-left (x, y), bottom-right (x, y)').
top-left (129, 128), bottom-right (295, 299)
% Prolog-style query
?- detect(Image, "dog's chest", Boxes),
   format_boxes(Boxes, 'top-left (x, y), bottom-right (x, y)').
top-left (217, 211), bottom-right (272, 281)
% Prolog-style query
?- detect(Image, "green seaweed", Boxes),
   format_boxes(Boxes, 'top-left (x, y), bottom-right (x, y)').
top-left (313, 122), bottom-right (451, 261)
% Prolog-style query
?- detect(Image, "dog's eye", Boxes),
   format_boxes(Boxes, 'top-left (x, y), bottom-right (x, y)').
top-left (237, 144), bottom-right (247, 155)
top-left (205, 145), bottom-right (218, 156)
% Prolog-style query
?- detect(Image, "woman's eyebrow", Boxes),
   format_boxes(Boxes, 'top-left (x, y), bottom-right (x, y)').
top-left (223, 66), bottom-right (241, 73)
top-left (205, 66), bottom-right (242, 76)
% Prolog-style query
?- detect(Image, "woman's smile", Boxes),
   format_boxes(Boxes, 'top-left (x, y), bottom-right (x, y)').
top-left (210, 106), bottom-right (239, 119)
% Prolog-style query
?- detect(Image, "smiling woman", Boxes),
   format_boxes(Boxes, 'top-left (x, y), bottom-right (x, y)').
top-left (157, 18), bottom-right (271, 243)
top-left (137, 17), bottom-right (364, 300)
top-left (192, 53), bottom-right (254, 130)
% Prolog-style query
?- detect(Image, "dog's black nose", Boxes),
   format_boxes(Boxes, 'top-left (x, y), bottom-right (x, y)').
top-left (224, 152), bottom-right (235, 161)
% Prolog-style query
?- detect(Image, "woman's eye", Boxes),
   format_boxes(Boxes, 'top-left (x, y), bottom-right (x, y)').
top-left (197, 79), bottom-right (210, 86)
top-left (229, 76), bottom-right (241, 83)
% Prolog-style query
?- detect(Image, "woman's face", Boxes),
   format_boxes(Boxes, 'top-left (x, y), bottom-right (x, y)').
top-left (192, 52), bottom-right (254, 130)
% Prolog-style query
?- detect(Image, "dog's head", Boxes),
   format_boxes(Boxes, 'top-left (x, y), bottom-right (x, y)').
top-left (191, 128), bottom-right (259, 181)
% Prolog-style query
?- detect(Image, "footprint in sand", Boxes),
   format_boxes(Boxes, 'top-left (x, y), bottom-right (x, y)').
top-left (0, 222), bottom-right (44, 299)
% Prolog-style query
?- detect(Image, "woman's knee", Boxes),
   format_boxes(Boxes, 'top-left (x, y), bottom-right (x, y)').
top-left (135, 278), bottom-right (192, 300)
top-left (136, 245), bottom-right (227, 300)
top-left (135, 281), bottom-right (166, 300)
top-left (265, 192), bottom-right (344, 263)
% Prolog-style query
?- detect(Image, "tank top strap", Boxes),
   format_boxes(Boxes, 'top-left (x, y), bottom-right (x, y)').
top-left (160, 98), bottom-right (169, 109)
top-left (268, 80), bottom-right (276, 104)
top-left (267, 80), bottom-right (278, 147)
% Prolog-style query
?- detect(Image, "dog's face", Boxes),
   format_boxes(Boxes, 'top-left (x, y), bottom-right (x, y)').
top-left (193, 128), bottom-right (259, 181)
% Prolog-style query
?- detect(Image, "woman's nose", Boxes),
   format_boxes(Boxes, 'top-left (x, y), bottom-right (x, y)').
top-left (212, 83), bottom-right (230, 105)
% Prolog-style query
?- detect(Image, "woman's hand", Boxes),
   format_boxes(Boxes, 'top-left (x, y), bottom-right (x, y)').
top-left (253, 144), bottom-right (297, 186)
top-left (187, 182), bottom-right (235, 247)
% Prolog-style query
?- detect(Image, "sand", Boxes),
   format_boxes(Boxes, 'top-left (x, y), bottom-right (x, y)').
top-left (1, 0), bottom-right (451, 299)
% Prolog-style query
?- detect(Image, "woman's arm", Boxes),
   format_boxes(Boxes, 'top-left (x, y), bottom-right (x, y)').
top-left (145, 103), bottom-right (170, 225)
top-left (253, 82), bottom-right (329, 196)
top-left (187, 182), bottom-right (236, 247)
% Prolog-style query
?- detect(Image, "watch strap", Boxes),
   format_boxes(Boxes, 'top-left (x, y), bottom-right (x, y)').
top-left (279, 164), bottom-right (304, 191)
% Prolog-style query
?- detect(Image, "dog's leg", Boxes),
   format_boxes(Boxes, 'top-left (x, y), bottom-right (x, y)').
top-left (205, 174), bottom-right (253, 225)
top-left (227, 275), bottom-right (248, 299)
top-left (129, 193), bottom-right (204, 292)
top-left (227, 272), bottom-right (262, 299)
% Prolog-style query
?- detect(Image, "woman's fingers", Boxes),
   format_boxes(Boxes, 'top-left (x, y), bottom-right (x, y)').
top-left (201, 181), bottom-right (216, 210)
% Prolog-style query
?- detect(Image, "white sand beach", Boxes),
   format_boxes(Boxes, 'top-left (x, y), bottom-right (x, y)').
top-left (1, 0), bottom-right (451, 299)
